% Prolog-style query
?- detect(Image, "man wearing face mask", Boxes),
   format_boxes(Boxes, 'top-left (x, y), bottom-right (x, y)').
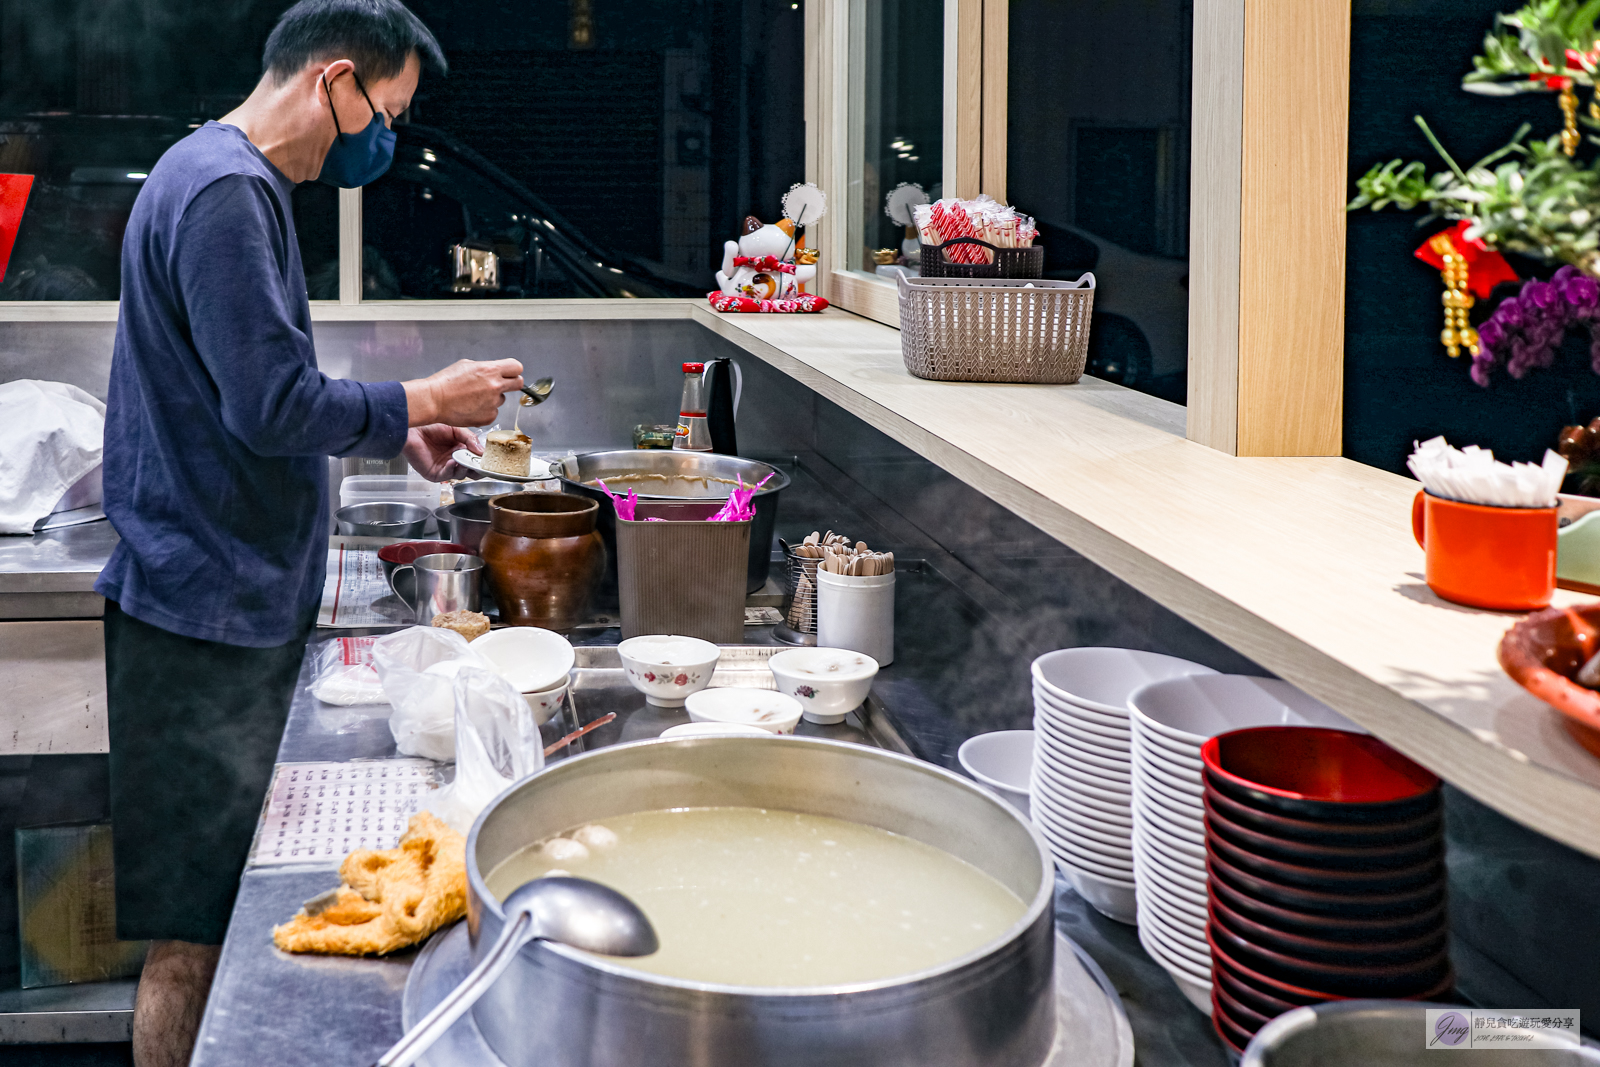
top-left (95, 3), bottom-right (506, 1065)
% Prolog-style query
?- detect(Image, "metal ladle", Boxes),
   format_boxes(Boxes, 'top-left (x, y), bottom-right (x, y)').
top-left (519, 377), bottom-right (554, 406)
top-left (371, 876), bottom-right (657, 1067)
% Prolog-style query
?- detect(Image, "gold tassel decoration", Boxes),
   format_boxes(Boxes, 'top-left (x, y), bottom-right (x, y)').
top-left (1428, 233), bottom-right (1478, 359)
top-left (1562, 82), bottom-right (1581, 156)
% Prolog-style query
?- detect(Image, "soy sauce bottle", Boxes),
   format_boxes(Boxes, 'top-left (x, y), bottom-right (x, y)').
top-left (673, 362), bottom-right (712, 451)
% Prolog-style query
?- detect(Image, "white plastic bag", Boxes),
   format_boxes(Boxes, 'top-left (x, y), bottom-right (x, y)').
top-left (371, 626), bottom-right (491, 761)
top-left (429, 666), bottom-right (545, 833)
top-left (309, 636), bottom-right (387, 706)
top-left (0, 380), bottom-right (105, 533)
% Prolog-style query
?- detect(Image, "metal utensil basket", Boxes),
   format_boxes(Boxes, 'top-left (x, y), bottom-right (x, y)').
top-left (775, 541), bottom-right (822, 645)
top-left (896, 273), bottom-right (1095, 384)
top-left (917, 237), bottom-right (1044, 280)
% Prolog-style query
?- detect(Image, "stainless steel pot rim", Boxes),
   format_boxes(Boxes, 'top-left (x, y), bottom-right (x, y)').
top-left (560, 450), bottom-right (792, 500)
top-left (465, 735), bottom-right (1055, 998)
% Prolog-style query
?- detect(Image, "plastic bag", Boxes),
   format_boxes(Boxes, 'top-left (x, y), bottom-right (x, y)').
top-left (428, 666), bottom-right (545, 833)
top-left (309, 637), bottom-right (387, 706)
top-left (371, 626), bottom-right (491, 761)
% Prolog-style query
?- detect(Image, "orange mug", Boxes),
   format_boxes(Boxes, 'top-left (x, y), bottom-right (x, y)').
top-left (1411, 490), bottom-right (1557, 611)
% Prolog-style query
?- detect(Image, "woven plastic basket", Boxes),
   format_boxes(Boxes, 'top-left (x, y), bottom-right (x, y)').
top-left (917, 236), bottom-right (1044, 280)
top-left (896, 273), bottom-right (1095, 384)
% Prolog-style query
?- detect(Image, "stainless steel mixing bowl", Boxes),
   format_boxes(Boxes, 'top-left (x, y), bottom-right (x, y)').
top-left (466, 736), bottom-right (1057, 1067)
top-left (1243, 1001), bottom-right (1600, 1065)
top-left (334, 501), bottom-right (433, 538)
top-left (558, 450), bottom-right (789, 594)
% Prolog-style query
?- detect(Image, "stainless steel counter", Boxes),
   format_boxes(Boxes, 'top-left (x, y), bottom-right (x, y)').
top-left (0, 519), bottom-right (116, 619)
top-left (186, 626), bottom-right (1229, 1067)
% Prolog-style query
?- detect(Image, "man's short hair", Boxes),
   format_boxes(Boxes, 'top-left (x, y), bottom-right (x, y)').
top-left (262, 0), bottom-right (446, 84)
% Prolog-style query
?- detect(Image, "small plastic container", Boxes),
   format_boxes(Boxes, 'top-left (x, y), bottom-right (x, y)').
top-left (815, 569), bottom-right (895, 666)
top-left (340, 474), bottom-right (442, 513)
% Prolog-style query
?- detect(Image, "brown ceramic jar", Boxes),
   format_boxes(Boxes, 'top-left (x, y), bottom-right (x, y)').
top-left (480, 493), bottom-right (605, 632)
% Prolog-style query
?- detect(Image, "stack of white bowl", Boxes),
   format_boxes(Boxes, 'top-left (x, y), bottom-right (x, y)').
top-left (1126, 674), bottom-right (1360, 1013)
top-left (1028, 648), bottom-right (1217, 923)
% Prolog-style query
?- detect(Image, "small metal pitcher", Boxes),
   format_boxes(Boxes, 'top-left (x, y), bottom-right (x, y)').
top-left (394, 552), bottom-right (484, 623)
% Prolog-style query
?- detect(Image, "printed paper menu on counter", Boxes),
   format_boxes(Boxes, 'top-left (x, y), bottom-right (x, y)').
top-left (249, 759), bottom-right (440, 867)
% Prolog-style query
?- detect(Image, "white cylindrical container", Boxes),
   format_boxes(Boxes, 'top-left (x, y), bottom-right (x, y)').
top-left (816, 569), bottom-right (895, 666)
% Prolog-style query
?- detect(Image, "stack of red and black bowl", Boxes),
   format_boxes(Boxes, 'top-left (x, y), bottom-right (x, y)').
top-left (1199, 726), bottom-right (1451, 1055)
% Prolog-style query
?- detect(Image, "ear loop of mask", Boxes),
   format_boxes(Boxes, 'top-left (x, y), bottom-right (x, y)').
top-left (322, 70), bottom-right (379, 140)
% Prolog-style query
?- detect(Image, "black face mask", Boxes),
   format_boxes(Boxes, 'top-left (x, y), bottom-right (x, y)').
top-left (318, 72), bottom-right (396, 188)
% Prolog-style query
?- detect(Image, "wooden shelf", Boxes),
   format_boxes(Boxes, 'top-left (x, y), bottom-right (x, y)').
top-left (692, 304), bottom-right (1600, 860)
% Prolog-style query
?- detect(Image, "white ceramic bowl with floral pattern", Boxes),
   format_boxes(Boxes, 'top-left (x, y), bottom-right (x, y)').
top-left (685, 687), bottom-right (804, 734)
top-left (767, 646), bottom-right (878, 725)
top-left (617, 635), bottom-right (721, 707)
top-left (522, 676), bottom-right (569, 725)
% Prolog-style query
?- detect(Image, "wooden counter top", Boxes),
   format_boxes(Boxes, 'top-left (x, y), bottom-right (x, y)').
top-left (691, 304), bottom-right (1600, 860)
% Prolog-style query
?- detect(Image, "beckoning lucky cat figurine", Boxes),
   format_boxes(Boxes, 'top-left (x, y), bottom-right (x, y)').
top-left (715, 216), bottom-right (818, 300)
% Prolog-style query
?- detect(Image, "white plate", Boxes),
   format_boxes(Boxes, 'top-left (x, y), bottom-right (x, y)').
top-left (1132, 790), bottom-right (1206, 842)
top-left (1136, 810), bottom-right (1207, 860)
top-left (1133, 826), bottom-right (1206, 884)
top-left (1138, 925), bottom-right (1213, 1013)
top-left (1031, 802), bottom-right (1134, 854)
top-left (1033, 686), bottom-right (1132, 733)
top-left (1060, 862), bottom-right (1139, 925)
top-left (1033, 764), bottom-right (1134, 811)
top-left (1033, 771), bottom-right (1135, 822)
top-left (1038, 828), bottom-right (1136, 875)
top-left (1035, 782), bottom-right (1136, 829)
top-left (1134, 866), bottom-right (1209, 927)
top-left (1033, 813), bottom-right (1134, 864)
top-left (1138, 889), bottom-right (1210, 949)
top-left (1131, 723), bottom-right (1206, 768)
top-left (1133, 852), bottom-right (1210, 913)
top-left (1138, 920), bottom-right (1212, 984)
top-left (1031, 648), bottom-right (1219, 716)
top-left (452, 448), bottom-right (554, 483)
top-left (1131, 749), bottom-right (1203, 797)
top-left (1128, 674), bottom-right (1362, 748)
top-left (1036, 732), bottom-right (1132, 775)
top-left (1035, 705), bottom-right (1133, 745)
top-left (1034, 751), bottom-right (1132, 794)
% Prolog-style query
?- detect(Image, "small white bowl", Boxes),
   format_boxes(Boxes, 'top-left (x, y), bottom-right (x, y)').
top-left (685, 687), bottom-right (804, 734)
top-left (521, 675), bottom-right (569, 725)
top-left (660, 721), bottom-right (775, 739)
top-left (768, 647), bottom-right (878, 725)
top-left (1128, 674), bottom-right (1360, 747)
top-left (617, 635), bottom-right (721, 707)
top-left (957, 730), bottom-right (1034, 817)
top-left (1030, 648), bottom-right (1218, 716)
top-left (472, 626), bottom-right (575, 693)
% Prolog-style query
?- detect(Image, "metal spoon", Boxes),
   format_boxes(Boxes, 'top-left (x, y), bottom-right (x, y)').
top-left (519, 377), bottom-right (554, 406)
top-left (371, 876), bottom-right (656, 1067)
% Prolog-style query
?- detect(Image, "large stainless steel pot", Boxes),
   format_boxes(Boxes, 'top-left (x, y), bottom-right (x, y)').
top-left (466, 737), bottom-right (1057, 1067)
top-left (558, 450), bottom-right (790, 595)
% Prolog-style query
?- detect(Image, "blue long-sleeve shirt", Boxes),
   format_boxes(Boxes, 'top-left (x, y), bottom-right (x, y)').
top-left (96, 122), bottom-right (409, 646)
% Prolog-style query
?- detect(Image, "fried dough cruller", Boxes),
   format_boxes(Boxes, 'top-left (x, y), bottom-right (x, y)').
top-left (371, 876), bottom-right (657, 1067)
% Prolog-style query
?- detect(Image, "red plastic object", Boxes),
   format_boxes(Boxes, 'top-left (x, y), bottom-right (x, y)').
top-left (1498, 601), bottom-right (1600, 759)
top-left (1208, 893), bottom-right (1446, 966)
top-left (1411, 489), bottom-right (1557, 611)
top-left (1213, 978), bottom-right (1272, 1030)
top-left (1207, 852), bottom-right (1444, 920)
top-left (1203, 804), bottom-right (1442, 871)
top-left (0, 174), bottom-right (34, 283)
top-left (1207, 868), bottom-right (1449, 944)
top-left (1214, 961), bottom-right (1301, 1018)
top-left (376, 540), bottom-right (470, 565)
top-left (1205, 831), bottom-right (1444, 894)
top-left (1211, 987), bottom-right (1260, 1052)
top-left (1202, 727), bottom-right (1440, 809)
top-left (1209, 917), bottom-right (1450, 996)
top-left (1203, 782), bottom-right (1441, 847)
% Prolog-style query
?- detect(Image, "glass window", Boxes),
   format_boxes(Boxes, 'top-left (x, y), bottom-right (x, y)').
top-left (1007, 0), bottom-right (1192, 403)
top-left (0, 0), bottom-right (340, 301)
top-left (844, 0), bottom-right (943, 278)
top-left (361, 0), bottom-right (805, 300)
